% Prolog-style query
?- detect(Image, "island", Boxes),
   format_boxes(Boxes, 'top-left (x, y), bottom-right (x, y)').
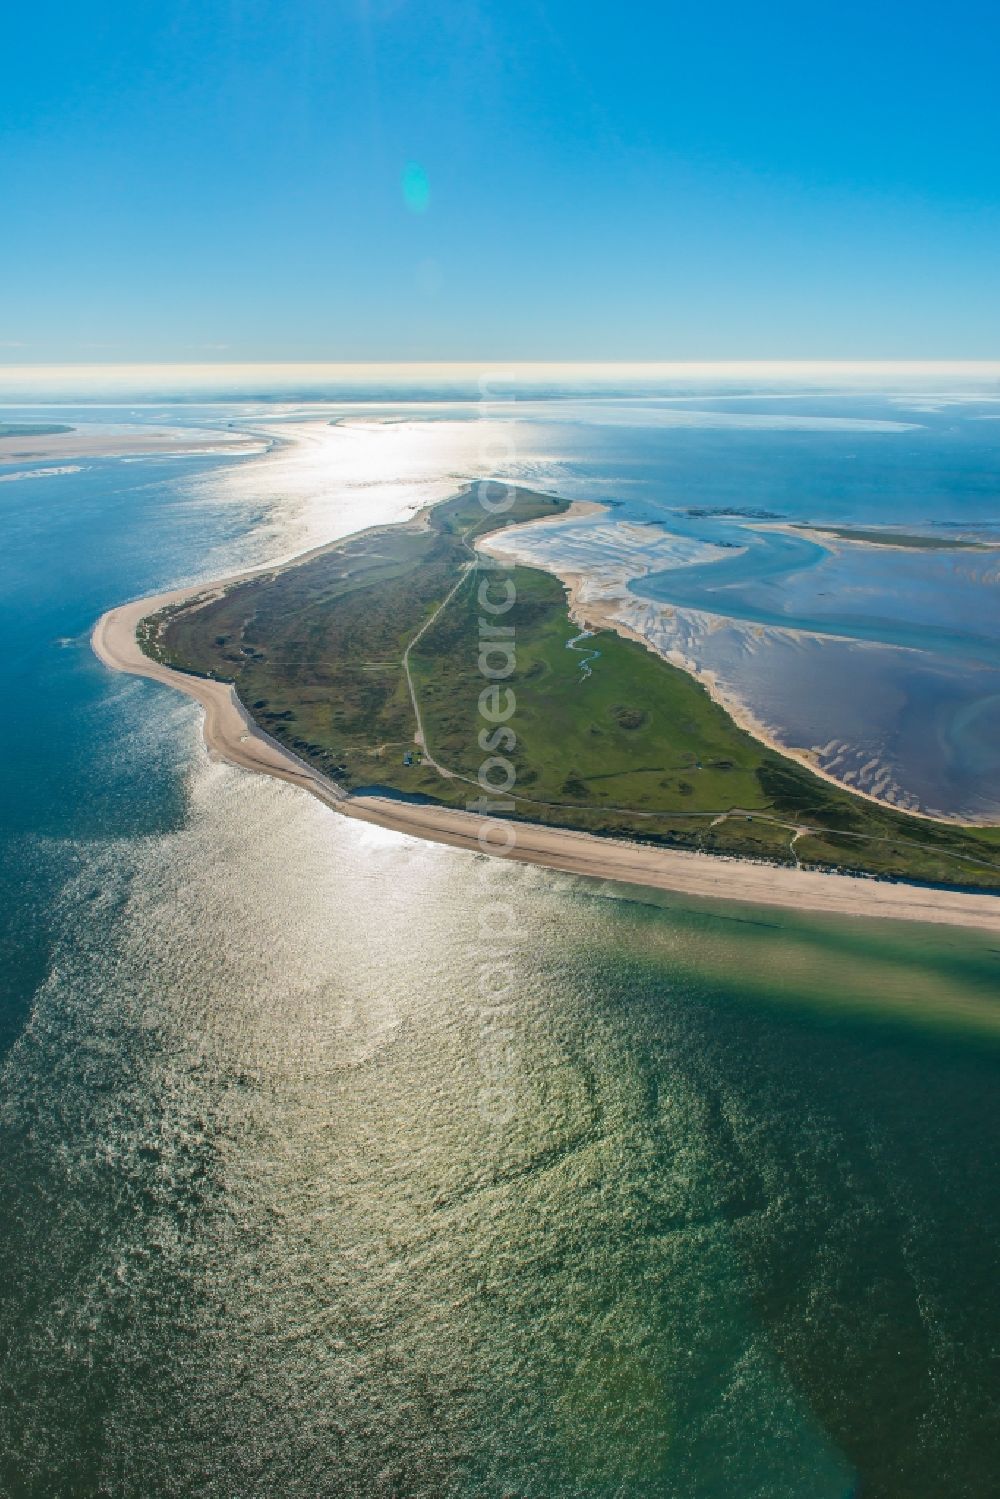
top-left (93, 482), bottom-right (1000, 923)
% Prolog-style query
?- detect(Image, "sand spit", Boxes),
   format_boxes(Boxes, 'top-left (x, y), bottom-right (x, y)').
top-left (1, 428), bottom-right (265, 462)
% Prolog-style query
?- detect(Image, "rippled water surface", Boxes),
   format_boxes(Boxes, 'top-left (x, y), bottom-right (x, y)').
top-left (2, 391), bottom-right (999, 1497)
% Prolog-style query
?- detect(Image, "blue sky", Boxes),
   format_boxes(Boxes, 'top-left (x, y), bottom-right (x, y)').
top-left (3, 0), bottom-right (1000, 361)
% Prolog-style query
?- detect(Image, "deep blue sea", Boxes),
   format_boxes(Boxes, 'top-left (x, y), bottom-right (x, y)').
top-left (1, 385), bottom-right (999, 1498)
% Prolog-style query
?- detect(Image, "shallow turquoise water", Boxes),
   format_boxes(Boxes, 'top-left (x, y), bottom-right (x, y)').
top-left (634, 528), bottom-right (1000, 665)
top-left (1, 400), bottom-right (999, 1497)
top-left (478, 395), bottom-right (1000, 815)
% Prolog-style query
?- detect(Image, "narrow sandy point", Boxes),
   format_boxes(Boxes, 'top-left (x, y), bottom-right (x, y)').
top-left (1, 428), bottom-right (266, 461)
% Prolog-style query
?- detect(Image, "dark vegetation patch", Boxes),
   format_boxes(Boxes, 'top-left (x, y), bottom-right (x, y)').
top-left (0, 422), bottom-right (74, 438)
top-left (612, 705), bottom-right (647, 730)
top-left (756, 760), bottom-right (865, 832)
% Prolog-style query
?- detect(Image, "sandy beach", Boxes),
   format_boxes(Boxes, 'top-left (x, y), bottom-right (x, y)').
top-left (93, 528), bottom-right (1000, 932)
top-left (1, 427), bottom-right (266, 462)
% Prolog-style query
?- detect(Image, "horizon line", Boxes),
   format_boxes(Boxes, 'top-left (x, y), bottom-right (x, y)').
top-left (2, 358), bottom-right (1000, 372)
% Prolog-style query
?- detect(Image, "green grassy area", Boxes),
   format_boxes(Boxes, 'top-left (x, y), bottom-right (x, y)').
top-left (410, 565), bottom-right (1000, 886)
top-left (143, 484), bottom-right (570, 799)
top-left (142, 484), bottom-right (1000, 891)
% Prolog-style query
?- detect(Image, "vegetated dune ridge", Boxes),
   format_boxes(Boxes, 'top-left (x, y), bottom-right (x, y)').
top-left (92, 508), bottom-right (1000, 933)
